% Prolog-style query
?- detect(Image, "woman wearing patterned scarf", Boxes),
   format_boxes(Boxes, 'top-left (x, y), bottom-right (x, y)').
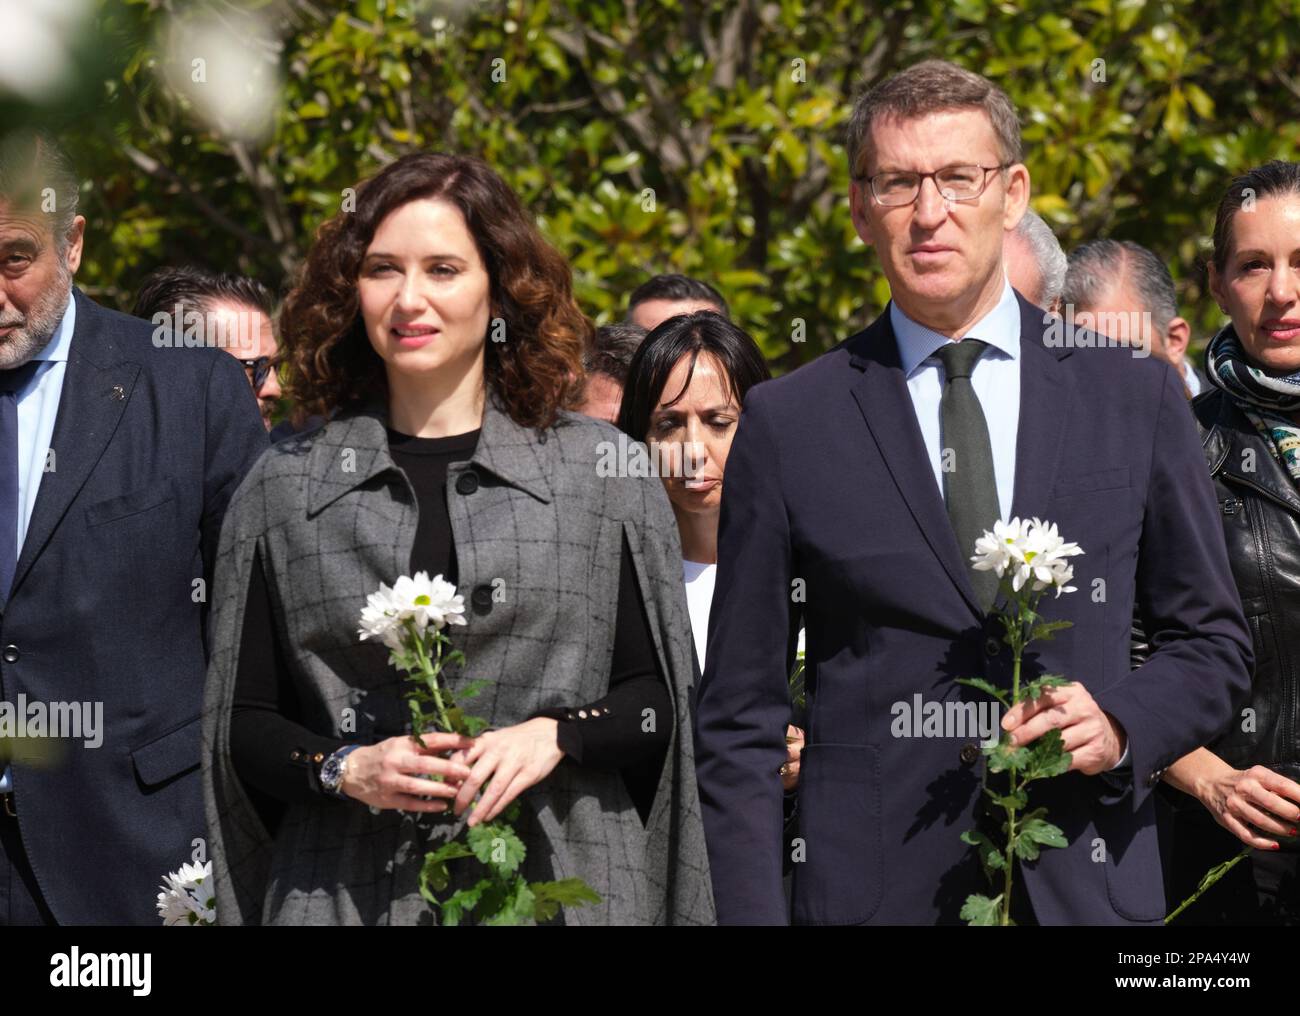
top-left (1161, 160), bottom-right (1300, 925)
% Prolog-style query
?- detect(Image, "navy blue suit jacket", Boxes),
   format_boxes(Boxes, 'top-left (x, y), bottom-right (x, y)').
top-left (1, 288), bottom-right (267, 924)
top-left (695, 295), bottom-right (1253, 925)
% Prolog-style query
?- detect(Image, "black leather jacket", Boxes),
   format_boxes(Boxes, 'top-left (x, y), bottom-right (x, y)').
top-left (1180, 389), bottom-right (1300, 784)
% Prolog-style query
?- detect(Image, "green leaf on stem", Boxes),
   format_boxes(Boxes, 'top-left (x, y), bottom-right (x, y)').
top-left (960, 893), bottom-right (1003, 926)
top-left (462, 714), bottom-right (490, 737)
top-left (985, 788), bottom-right (1028, 811)
top-left (419, 840), bottom-right (476, 897)
top-left (960, 830), bottom-right (1007, 879)
top-left (482, 877), bottom-right (536, 926)
top-left (440, 880), bottom-right (491, 926)
top-left (1021, 728), bottom-right (1073, 781)
top-left (986, 737), bottom-right (1031, 773)
top-left (1012, 808), bottom-right (1068, 861)
top-left (467, 820), bottom-right (527, 876)
top-left (454, 678), bottom-right (489, 701)
top-left (531, 878), bottom-right (604, 923)
top-left (1029, 620), bottom-right (1073, 641)
top-left (1021, 675), bottom-right (1070, 702)
top-left (955, 676), bottom-right (1010, 707)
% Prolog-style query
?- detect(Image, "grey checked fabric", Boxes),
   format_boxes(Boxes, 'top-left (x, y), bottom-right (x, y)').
top-left (200, 394), bottom-right (716, 925)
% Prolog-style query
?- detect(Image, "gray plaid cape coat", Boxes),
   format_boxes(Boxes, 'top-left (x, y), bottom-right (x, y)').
top-left (200, 394), bottom-right (716, 925)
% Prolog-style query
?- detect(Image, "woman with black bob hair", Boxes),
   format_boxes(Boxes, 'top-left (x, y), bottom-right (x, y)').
top-left (617, 312), bottom-right (804, 791)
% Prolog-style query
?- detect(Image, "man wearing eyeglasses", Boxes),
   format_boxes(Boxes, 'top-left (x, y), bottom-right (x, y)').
top-left (133, 266), bottom-right (283, 431)
top-left (695, 60), bottom-right (1251, 924)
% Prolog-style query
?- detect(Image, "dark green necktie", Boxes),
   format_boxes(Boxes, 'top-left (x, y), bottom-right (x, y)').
top-left (935, 339), bottom-right (1000, 612)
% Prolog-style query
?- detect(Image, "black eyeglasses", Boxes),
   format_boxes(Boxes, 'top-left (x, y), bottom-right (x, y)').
top-left (240, 357), bottom-right (273, 390)
top-left (858, 164), bottom-right (1012, 206)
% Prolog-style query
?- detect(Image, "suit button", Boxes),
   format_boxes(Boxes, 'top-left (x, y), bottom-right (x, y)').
top-left (2, 645), bottom-right (18, 663)
top-left (455, 471), bottom-right (479, 495)
top-left (471, 584), bottom-right (493, 614)
top-left (960, 743), bottom-right (981, 766)
top-left (984, 637), bottom-right (1000, 658)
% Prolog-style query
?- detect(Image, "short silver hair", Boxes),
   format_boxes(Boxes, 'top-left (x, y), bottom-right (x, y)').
top-left (0, 130), bottom-right (80, 253)
top-left (1062, 240), bottom-right (1178, 335)
top-left (1014, 210), bottom-right (1067, 307)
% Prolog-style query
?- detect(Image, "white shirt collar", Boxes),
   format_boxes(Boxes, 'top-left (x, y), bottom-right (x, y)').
top-left (890, 280), bottom-right (1021, 378)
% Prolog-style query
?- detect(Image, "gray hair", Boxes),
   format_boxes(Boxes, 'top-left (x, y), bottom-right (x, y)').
top-left (1016, 210), bottom-right (1067, 307)
top-left (0, 130), bottom-right (80, 252)
top-left (845, 59), bottom-right (1023, 179)
top-left (1062, 240), bottom-right (1178, 335)
top-left (584, 321), bottom-right (647, 384)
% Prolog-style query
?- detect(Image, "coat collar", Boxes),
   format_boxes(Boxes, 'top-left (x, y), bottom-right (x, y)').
top-left (306, 392), bottom-right (555, 516)
top-left (1197, 389), bottom-right (1300, 517)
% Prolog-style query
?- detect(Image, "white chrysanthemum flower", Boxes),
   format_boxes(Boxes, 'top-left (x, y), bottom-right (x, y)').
top-left (358, 572), bottom-right (466, 648)
top-left (394, 572), bottom-right (467, 630)
top-left (971, 516), bottom-right (1082, 597)
top-left (157, 860), bottom-right (215, 926)
top-left (156, 887), bottom-right (193, 926)
top-left (1015, 517), bottom-right (1083, 596)
top-left (971, 517), bottom-right (1026, 578)
top-left (185, 891), bottom-right (217, 925)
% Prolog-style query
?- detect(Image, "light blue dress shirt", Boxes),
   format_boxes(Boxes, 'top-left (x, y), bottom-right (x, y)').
top-left (0, 294), bottom-right (75, 794)
top-left (890, 280), bottom-right (1129, 769)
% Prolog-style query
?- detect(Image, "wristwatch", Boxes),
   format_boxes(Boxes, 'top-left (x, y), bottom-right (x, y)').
top-left (319, 744), bottom-right (362, 799)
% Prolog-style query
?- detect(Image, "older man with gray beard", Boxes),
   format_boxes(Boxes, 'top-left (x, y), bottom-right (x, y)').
top-left (0, 131), bottom-right (267, 924)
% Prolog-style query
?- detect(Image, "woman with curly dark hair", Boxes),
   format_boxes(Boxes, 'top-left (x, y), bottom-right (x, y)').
top-left (200, 152), bottom-right (714, 926)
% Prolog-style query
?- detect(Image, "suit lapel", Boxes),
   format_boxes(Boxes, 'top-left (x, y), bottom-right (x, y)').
top-left (10, 290), bottom-right (139, 602)
top-left (848, 313), bottom-right (983, 619)
top-left (1009, 296), bottom-right (1074, 522)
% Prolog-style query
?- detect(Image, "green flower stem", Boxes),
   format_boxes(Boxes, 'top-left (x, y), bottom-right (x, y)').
top-left (404, 618), bottom-right (453, 736)
top-left (1000, 647), bottom-right (1023, 928)
top-left (1165, 847), bottom-right (1250, 924)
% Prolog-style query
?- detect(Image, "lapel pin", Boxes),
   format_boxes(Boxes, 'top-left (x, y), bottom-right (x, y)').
top-left (111, 384), bottom-right (125, 401)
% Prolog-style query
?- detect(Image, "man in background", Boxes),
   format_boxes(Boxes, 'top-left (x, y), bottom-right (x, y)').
top-left (577, 321), bottom-right (646, 425)
top-left (133, 266), bottom-right (283, 430)
top-left (1062, 240), bottom-right (1204, 397)
top-left (627, 273), bottom-right (728, 330)
top-left (1003, 208), bottom-right (1066, 313)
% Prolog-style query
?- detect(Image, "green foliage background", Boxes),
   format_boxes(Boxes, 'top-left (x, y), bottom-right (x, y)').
top-left (5, 0), bottom-right (1299, 375)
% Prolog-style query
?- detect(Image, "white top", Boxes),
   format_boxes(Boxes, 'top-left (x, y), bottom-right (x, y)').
top-left (683, 559), bottom-right (716, 670)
